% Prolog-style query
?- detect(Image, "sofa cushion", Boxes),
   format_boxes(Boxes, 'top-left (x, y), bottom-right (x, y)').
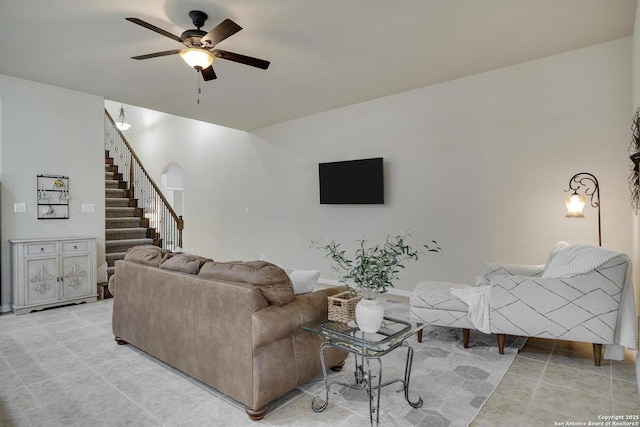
top-left (160, 253), bottom-right (212, 275)
top-left (124, 245), bottom-right (171, 267)
top-left (411, 281), bottom-right (470, 311)
top-left (199, 261), bottom-right (294, 306)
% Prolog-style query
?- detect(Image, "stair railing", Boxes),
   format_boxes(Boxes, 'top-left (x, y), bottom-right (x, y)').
top-left (104, 109), bottom-right (184, 250)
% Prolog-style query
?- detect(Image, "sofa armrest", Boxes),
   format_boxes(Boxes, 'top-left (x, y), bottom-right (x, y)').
top-left (252, 290), bottom-right (332, 349)
top-left (107, 274), bottom-right (116, 295)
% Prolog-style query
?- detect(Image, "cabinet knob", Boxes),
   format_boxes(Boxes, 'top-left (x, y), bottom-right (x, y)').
top-left (40, 248), bottom-right (44, 252)
top-left (73, 245), bottom-right (77, 250)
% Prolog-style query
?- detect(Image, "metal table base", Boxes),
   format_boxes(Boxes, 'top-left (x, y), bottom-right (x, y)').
top-left (311, 340), bottom-right (422, 425)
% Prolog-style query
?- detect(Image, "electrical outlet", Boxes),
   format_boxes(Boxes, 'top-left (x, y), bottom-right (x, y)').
top-left (14, 203), bottom-right (26, 213)
top-left (82, 204), bottom-right (96, 213)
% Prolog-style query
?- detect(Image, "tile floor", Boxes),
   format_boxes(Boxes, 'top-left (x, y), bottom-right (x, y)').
top-left (472, 338), bottom-right (639, 427)
top-left (0, 299), bottom-right (637, 426)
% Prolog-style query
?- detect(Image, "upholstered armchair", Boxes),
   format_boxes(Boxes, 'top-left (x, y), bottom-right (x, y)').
top-left (411, 243), bottom-right (637, 366)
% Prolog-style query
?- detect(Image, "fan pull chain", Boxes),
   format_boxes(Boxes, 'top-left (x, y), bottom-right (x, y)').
top-left (197, 72), bottom-right (202, 105)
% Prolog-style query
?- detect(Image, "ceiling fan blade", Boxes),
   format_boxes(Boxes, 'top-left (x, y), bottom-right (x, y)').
top-left (201, 65), bottom-right (217, 81)
top-left (212, 49), bottom-right (270, 70)
top-left (201, 19), bottom-right (242, 47)
top-left (126, 17), bottom-right (182, 42)
top-left (131, 49), bottom-right (182, 60)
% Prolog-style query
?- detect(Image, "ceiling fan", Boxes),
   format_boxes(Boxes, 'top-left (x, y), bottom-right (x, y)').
top-left (126, 10), bottom-right (270, 81)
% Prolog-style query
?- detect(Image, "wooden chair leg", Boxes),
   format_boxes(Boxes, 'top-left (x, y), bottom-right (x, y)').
top-left (417, 323), bottom-right (423, 343)
top-left (463, 328), bottom-right (470, 348)
top-left (497, 334), bottom-right (505, 354)
top-left (593, 343), bottom-right (603, 366)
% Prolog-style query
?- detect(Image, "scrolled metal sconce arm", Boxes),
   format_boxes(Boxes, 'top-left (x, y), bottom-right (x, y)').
top-left (565, 172), bottom-right (601, 246)
top-left (566, 172), bottom-right (600, 209)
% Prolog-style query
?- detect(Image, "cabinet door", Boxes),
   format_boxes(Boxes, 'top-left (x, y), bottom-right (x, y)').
top-left (61, 254), bottom-right (90, 298)
top-left (26, 257), bottom-right (59, 304)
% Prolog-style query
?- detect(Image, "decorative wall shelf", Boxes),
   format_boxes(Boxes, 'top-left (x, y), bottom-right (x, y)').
top-left (37, 174), bottom-right (69, 219)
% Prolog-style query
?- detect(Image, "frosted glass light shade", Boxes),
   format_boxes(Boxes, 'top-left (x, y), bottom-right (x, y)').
top-left (116, 121), bottom-right (131, 131)
top-left (180, 48), bottom-right (215, 69)
top-left (565, 193), bottom-right (586, 218)
top-left (116, 105), bottom-right (131, 131)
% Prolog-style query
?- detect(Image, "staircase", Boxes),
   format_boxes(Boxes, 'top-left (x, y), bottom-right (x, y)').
top-left (103, 108), bottom-right (184, 292)
top-left (105, 151), bottom-right (156, 279)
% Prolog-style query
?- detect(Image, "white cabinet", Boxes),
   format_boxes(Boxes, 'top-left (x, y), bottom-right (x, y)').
top-left (10, 237), bottom-right (97, 314)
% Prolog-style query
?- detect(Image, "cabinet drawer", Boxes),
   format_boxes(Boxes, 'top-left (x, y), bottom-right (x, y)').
top-left (62, 241), bottom-right (89, 253)
top-left (26, 243), bottom-right (57, 255)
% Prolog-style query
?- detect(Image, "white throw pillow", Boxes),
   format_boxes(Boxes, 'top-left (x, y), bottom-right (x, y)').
top-left (285, 268), bottom-right (321, 295)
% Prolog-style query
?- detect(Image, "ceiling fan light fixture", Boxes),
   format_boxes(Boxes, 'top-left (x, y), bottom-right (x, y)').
top-left (180, 48), bottom-right (215, 69)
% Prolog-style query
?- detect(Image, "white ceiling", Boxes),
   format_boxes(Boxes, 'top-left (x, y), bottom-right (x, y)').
top-left (0, 1), bottom-right (636, 131)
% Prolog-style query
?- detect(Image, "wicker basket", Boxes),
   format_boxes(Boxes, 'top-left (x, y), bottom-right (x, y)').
top-left (327, 291), bottom-right (362, 323)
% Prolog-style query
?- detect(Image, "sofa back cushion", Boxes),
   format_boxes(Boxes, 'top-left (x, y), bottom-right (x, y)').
top-left (124, 245), bottom-right (171, 267)
top-left (160, 253), bottom-right (212, 275)
top-left (199, 261), bottom-right (294, 306)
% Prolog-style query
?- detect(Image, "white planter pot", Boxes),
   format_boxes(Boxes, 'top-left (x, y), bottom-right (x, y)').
top-left (355, 298), bottom-right (384, 333)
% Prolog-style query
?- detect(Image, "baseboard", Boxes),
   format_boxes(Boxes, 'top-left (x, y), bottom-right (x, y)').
top-left (0, 304), bottom-right (12, 314)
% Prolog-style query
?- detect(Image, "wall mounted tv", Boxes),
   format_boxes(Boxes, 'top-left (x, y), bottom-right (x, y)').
top-left (319, 157), bottom-right (384, 204)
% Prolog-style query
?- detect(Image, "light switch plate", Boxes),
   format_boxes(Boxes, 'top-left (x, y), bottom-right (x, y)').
top-left (14, 203), bottom-right (26, 213)
top-left (82, 203), bottom-right (96, 213)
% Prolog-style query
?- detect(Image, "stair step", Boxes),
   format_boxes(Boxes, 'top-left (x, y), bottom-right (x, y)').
top-left (106, 198), bottom-right (130, 207)
top-left (105, 180), bottom-right (121, 189)
top-left (106, 188), bottom-right (126, 198)
top-left (106, 238), bottom-right (153, 253)
top-left (106, 207), bottom-right (137, 218)
top-left (106, 218), bottom-right (142, 229)
top-left (106, 228), bottom-right (149, 240)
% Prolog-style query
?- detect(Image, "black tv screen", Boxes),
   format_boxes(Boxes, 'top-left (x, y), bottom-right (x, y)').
top-left (319, 157), bottom-right (384, 204)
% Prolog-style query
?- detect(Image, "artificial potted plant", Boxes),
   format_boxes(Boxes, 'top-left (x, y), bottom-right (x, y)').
top-left (313, 234), bottom-right (441, 332)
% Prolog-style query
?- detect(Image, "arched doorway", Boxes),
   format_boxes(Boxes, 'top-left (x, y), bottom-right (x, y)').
top-left (161, 163), bottom-right (184, 217)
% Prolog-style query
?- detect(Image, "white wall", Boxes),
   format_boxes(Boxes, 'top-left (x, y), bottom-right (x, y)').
top-left (114, 37), bottom-right (632, 294)
top-left (631, 0), bottom-right (640, 392)
top-left (0, 75), bottom-right (105, 312)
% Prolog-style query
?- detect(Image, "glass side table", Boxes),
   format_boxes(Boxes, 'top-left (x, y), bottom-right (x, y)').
top-left (301, 316), bottom-right (424, 425)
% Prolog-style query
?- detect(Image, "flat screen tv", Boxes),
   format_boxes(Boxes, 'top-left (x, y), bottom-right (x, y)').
top-left (319, 157), bottom-right (384, 204)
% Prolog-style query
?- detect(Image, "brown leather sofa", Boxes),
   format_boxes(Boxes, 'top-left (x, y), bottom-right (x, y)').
top-left (109, 246), bottom-right (346, 421)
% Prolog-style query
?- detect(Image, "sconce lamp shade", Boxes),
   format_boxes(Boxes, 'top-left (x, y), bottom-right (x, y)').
top-left (565, 192), bottom-right (586, 218)
top-left (180, 48), bottom-right (215, 69)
